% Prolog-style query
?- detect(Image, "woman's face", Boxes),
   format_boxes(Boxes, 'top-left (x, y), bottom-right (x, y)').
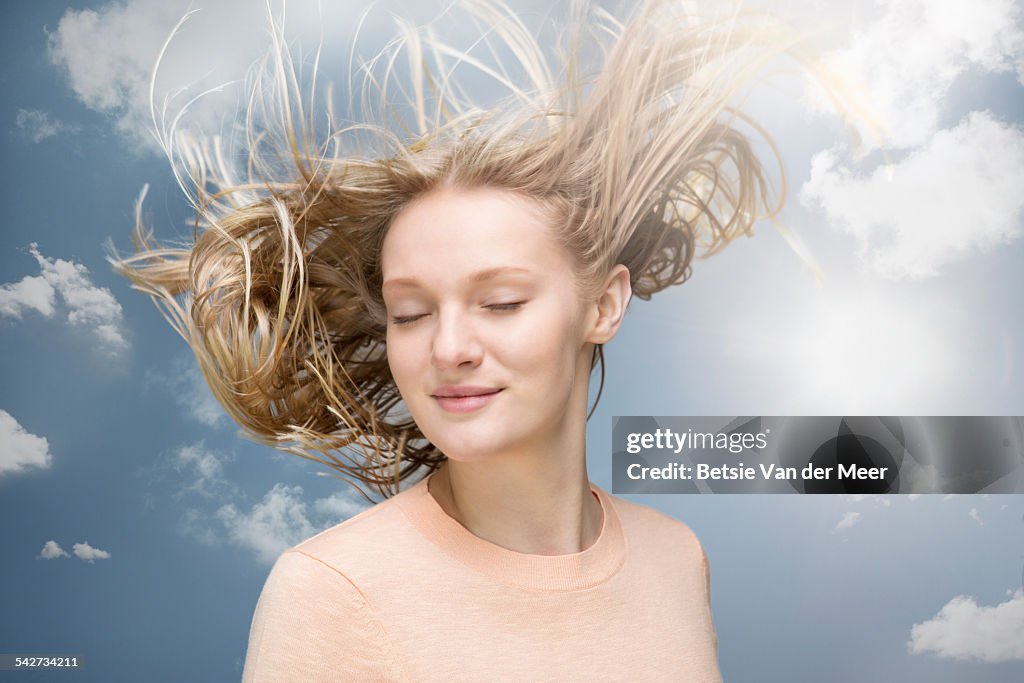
top-left (381, 185), bottom-right (595, 462)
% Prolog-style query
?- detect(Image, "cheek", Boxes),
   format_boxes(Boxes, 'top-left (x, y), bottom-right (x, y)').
top-left (505, 298), bottom-right (586, 385)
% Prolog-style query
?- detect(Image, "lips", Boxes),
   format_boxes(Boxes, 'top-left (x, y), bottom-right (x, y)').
top-left (431, 386), bottom-right (503, 413)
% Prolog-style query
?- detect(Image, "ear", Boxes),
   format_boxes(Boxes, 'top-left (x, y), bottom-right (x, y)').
top-left (585, 264), bottom-right (632, 345)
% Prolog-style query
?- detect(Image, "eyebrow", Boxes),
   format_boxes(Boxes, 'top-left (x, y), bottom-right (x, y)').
top-left (382, 266), bottom-right (532, 292)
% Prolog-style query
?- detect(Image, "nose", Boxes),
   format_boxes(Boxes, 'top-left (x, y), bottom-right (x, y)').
top-left (430, 306), bottom-right (483, 370)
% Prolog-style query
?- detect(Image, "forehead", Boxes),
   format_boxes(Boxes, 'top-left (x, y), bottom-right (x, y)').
top-left (381, 186), bottom-right (570, 283)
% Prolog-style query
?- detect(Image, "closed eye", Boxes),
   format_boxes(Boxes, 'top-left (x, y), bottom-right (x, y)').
top-left (486, 302), bottom-right (524, 312)
top-left (390, 314), bottom-right (427, 326)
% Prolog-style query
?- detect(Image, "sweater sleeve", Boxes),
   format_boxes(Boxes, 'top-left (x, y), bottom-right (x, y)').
top-left (700, 545), bottom-right (719, 656)
top-left (241, 550), bottom-right (398, 682)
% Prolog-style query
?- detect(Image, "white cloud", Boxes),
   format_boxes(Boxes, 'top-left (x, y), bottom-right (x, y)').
top-left (37, 540), bottom-right (69, 560)
top-left (313, 489), bottom-right (371, 524)
top-left (44, 0), bottom-right (323, 150)
top-left (801, 111), bottom-right (1024, 279)
top-left (72, 541), bottom-right (111, 563)
top-left (908, 494), bottom-right (922, 501)
top-left (834, 511), bottom-right (862, 532)
top-left (175, 442), bottom-right (223, 481)
top-left (0, 410), bottom-right (53, 476)
top-left (216, 484), bottom-right (317, 564)
top-left (42, 253), bottom-right (127, 350)
top-left (176, 481), bottom-right (371, 563)
top-left (14, 109), bottom-right (80, 142)
top-left (968, 508), bottom-right (984, 525)
top-left (43, 0), bottom-right (525, 153)
top-left (156, 439), bottom-right (366, 557)
top-left (0, 274), bottom-right (54, 318)
top-left (179, 507), bottom-right (219, 546)
top-left (799, 1), bottom-right (1024, 280)
top-left (172, 441), bottom-right (238, 498)
top-left (46, 0), bottom-right (196, 148)
top-left (841, 494), bottom-right (891, 507)
top-left (909, 589), bottom-right (1024, 662)
top-left (37, 539), bottom-right (111, 563)
top-left (0, 243), bottom-right (128, 354)
top-left (805, 0), bottom-right (1024, 150)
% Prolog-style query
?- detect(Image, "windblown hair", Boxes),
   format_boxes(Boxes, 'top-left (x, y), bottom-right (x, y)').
top-left (108, 0), bottom-right (818, 501)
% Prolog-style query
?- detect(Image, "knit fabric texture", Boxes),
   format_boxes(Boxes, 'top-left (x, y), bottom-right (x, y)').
top-left (241, 472), bottom-right (721, 682)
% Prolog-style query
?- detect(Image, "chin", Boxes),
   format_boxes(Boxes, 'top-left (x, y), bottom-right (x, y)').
top-left (434, 440), bottom-right (505, 463)
top-left (429, 428), bottom-right (523, 463)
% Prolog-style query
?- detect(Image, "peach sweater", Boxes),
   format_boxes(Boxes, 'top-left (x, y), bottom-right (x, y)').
top-left (242, 472), bottom-right (721, 682)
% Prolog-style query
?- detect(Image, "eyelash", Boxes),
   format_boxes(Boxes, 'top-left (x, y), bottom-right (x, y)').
top-left (390, 315), bottom-right (424, 326)
top-left (389, 302), bottom-right (524, 326)
top-left (486, 302), bottom-right (523, 312)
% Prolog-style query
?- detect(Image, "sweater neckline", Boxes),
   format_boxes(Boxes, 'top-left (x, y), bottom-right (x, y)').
top-left (395, 471), bottom-right (626, 591)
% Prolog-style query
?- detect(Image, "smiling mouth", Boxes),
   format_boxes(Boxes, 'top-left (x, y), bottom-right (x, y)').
top-left (431, 388), bottom-right (503, 413)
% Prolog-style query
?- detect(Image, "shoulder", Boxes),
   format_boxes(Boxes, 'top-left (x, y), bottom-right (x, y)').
top-left (253, 488), bottom-right (407, 607)
top-left (272, 478), bottom-right (430, 580)
top-left (604, 491), bottom-right (707, 561)
top-left (602, 492), bottom-right (713, 608)
top-left (242, 485), bottom-right (427, 682)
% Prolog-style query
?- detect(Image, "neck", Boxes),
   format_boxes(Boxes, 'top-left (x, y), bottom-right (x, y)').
top-left (428, 457), bottom-right (602, 555)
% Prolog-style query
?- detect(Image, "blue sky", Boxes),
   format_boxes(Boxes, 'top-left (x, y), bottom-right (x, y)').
top-left (1, 0), bottom-right (1023, 680)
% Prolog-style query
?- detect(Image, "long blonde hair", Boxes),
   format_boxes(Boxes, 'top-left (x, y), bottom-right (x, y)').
top-left (107, 0), bottom-right (820, 501)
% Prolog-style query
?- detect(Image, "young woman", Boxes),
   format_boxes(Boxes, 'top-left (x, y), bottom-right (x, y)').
top-left (110, 0), bottom-right (820, 679)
